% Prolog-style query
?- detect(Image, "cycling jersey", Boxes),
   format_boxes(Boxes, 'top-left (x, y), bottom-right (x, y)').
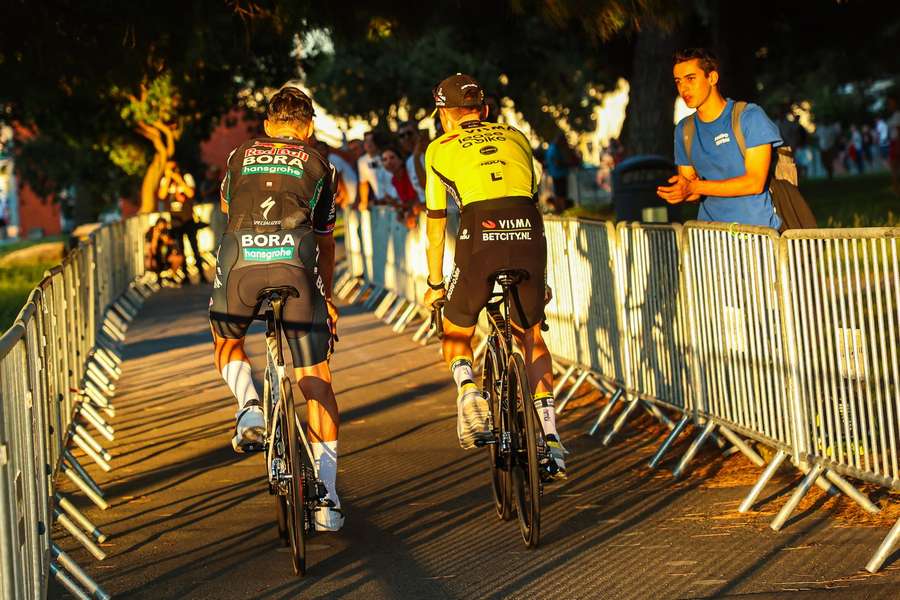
top-left (210, 136), bottom-right (336, 367)
top-left (424, 119), bottom-right (537, 217)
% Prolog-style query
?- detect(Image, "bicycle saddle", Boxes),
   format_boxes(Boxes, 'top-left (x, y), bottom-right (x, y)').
top-left (489, 269), bottom-right (529, 287)
top-left (256, 286), bottom-right (300, 303)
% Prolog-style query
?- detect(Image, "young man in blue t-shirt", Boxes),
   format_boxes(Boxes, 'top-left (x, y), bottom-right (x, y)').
top-left (657, 48), bottom-right (783, 229)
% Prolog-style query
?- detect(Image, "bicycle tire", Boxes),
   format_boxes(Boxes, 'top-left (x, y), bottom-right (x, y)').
top-left (281, 379), bottom-right (307, 575)
top-left (482, 342), bottom-right (513, 521)
top-left (508, 352), bottom-right (541, 548)
top-left (265, 359), bottom-right (290, 547)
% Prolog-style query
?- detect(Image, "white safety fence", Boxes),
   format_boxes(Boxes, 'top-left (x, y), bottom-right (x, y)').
top-left (0, 211), bottom-right (215, 599)
top-left (336, 207), bottom-right (900, 574)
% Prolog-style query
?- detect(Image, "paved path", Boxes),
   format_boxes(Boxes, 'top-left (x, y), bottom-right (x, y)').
top-left (52, 283), bottom-right (900, 599)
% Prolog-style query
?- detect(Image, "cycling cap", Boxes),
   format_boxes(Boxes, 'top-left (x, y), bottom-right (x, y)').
top-left (432, 73), bottom-right (484, 112)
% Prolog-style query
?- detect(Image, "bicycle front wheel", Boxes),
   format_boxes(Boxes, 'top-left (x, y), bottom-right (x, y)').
top-left (280, 379), bottom-right (307, 575)
top-left (482, 341), bottom-right (513, 521)
top-left (508, 352), bottom-right (541, 548)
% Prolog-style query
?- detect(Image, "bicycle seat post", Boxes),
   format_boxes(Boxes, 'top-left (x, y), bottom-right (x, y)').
top-left (269, 293), bottom-right (285, 366)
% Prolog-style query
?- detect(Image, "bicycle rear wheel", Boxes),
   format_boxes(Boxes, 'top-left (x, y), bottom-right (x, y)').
top-left (280, 379), bottom-right (306, 575)
top-left (482, 342), bottom-right (513, 521)
top-left (508, 352), bottom-right (541, 548)
top-left (265, 359), bottom-right (290, 547)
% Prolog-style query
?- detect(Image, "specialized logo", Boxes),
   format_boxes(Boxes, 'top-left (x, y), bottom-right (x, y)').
top-left (480, 145), bottom-right (498, 155)
top-left (459, 228), bottom-right (470, 240)
top-left (261, 197), bottom-right (275, 220)
top-left (240, 233), bottom-right (296, 262)
top-left (482, 217), bottom-right (533, 241)
top-left (714, 132), bottom-right (731, 146)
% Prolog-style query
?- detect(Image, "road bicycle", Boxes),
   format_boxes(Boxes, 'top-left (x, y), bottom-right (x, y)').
top-left (433, 269), bottom-right (553, 548)
top-left (245, 286), bottom-right (329, 576)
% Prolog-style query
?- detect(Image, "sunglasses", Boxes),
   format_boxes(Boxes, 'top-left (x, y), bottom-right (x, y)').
top-left (398, 130), bottom-right (415, 138)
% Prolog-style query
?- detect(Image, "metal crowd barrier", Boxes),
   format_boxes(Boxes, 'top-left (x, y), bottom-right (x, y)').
top-left (335, 205), bottom-right (900, 573)
top-left (1, 214), bottom-right (162, 599)
top-left (780, 228), bottom-right (900, 572)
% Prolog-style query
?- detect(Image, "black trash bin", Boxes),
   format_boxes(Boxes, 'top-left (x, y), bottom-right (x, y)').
top-left (612, 155), bottom-right (680, 223)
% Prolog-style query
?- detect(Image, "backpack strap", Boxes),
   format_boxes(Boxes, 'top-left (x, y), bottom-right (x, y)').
top-left (682, 115), bottom-right (696, 164)
top-left (731, 100), bottom-right (747, 157)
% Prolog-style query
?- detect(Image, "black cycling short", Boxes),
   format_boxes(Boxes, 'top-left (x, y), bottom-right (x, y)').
top-left (209, 229), bottom-right (332, 367)
top-left (445, 196), bottom-right (546, 329)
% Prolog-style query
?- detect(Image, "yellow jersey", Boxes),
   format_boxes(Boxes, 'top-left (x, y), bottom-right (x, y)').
top-left (424, 119), bottom-right (537, 217)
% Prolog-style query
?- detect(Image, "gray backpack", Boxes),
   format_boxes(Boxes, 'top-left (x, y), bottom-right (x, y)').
top-left (682, 102), bottom-right (816, 229)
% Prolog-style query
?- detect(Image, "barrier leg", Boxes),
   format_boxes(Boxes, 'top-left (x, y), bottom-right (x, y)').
top-left (602, 395), bottom-right (641, 447)
top-left (364, 286), bottom-right (386, 310)
top-left (823, 470), bottom-right (880, 514)
top-left (62, 454), bottom-right (108, 510)
top-left (866, 517), bottom-right (900, 573)
top-left (672, 420), bottom-right (716, 479)
top-left (716, 426), bottom-right (765, 467)
top-left (374, 292), bottom-right (398, 319)
top-left (552, 365), bottom-right (577, 398)
top-left (57, 493), bottom-right (107, 543)
top-left (78, 403), bottom-right (115, 442)
top-left (739, 449), bottom-right (788, 512)
top-left (393, 304), bottom-right (418, 333)
top-left (54, 509), bottom-right (107, 560)
top-left (348, 281), bottom-right (370, 304)
top-left (639, 400), bottom-right (675, 430)
top-left (412, 316), bottom-right (433, 343)
top-left (92, 352), bottom-right (120, 379)
top-left (52, 544), bottom-right (111, 600)
top-left (336, 277), bottom-right (358, 300)
top-left (71, 432), bottom-right (112, 472)
top-left (587, 387), bottom-right (624, 436)
top-left (648, 415), bottom-right (690, 469)
top-left (50, 563), bottom-right (93, 600)
top-left (795, 461), bottom-right (839, 496)
top-left (384, 299), bottom-right (407, 325)
top-left (771, 463), bottom-right (825, 531)
top-left (555, 370), bottom-right (590, 415)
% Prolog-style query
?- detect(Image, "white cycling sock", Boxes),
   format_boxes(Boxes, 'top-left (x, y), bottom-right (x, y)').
top-left (221, 360), bottom-right (259, 411)
top-left (450, 358), bottom-right (475, 390)
top-left (533, 393), bottom-right (559, 439)
top-left (312, 441), bottom-right (339, 506)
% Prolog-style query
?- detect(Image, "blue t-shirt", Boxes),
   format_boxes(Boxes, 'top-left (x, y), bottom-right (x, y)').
top-left (674, 99), bottom-right (783, 229)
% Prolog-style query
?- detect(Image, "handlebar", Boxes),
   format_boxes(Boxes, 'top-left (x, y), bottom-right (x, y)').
top-left (430, 298), bottom-right (447, 340)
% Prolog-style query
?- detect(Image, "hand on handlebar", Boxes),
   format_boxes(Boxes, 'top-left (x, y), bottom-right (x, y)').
top-left (423, 286), bottom-right (446, 309)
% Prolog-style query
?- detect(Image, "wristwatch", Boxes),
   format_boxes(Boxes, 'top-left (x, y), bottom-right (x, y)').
top-left (427, 278), bottom-right (445, 290)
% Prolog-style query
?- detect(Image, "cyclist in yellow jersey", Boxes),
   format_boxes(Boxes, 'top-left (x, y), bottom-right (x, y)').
top-left (422, 73), bottom-right (567, 478)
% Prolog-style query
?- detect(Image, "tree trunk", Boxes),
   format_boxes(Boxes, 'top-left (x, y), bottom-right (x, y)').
top-left (135, 120), bottom-right (177, 213)
top-left (621, 23), bottom-right (682, 158)
top-left (140, 153), bottom-right (166, 213)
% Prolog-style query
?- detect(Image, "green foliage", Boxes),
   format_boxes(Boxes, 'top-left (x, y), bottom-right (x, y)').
top-left (306, 14), bottom-right (621, 140)
top-left (118, 73), bottom-right (182, 126)
top-left (0, 1), bottom-right (302, 223)
top-left (106, 140), bottom-right (149, 177)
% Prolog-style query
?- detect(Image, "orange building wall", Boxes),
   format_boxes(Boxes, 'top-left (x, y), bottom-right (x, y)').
top-left (17, 179), bottom-right (61, 237)
top-left (201, 110), bottom-right (261, 176)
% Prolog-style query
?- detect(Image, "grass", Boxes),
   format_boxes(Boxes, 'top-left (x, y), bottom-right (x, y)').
top-left (0, 262), bottom-right (55, 332)
top-left (802, 172), bottom-right (898, 228)
top-left (563, 172), bottom-right (898, 227)
top-left (0, 236), bottom-right (65, 332)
